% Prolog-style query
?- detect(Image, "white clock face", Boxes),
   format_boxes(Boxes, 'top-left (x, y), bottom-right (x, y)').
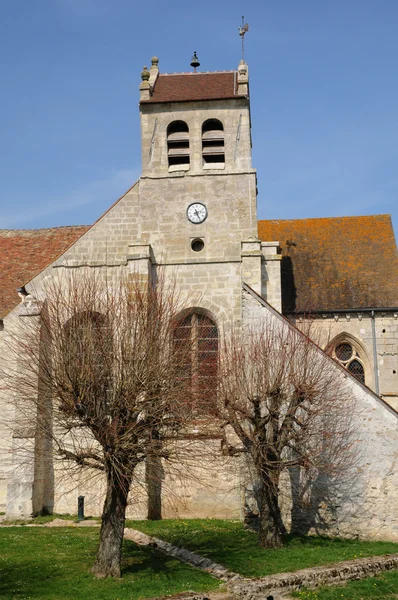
top-left (187, 203), bottom-right (207, 224)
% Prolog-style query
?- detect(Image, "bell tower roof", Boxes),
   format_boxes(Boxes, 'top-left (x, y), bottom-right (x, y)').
top-left (140, 61), bottom-right (249, 104)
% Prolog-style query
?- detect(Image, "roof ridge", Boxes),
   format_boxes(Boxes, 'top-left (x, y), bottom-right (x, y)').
top-left (258, 214), bottom-right (391, 224)
top-left (0, 225), bottom-right (90, 235)
top-left (160, 70), bottom-right (236, 76)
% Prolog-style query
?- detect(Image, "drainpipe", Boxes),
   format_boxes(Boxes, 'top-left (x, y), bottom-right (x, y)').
top-left (371, 310), bottom-right (380, 396)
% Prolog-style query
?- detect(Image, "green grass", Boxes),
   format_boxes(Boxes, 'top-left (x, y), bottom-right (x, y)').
top-left (293, 571), bottom-right (398, 599)
top-left (0, 526), bottom-right (220, 600)
top-left (126, 518), bottom-right (398, 579)
top-left (2, 518), bottom-right (398, 599)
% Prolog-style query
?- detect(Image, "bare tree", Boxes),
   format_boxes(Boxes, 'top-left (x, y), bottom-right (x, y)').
top-left (3, 272), bottom-right (197, 578)
top-left (217, 317), bottom-right (358, 548)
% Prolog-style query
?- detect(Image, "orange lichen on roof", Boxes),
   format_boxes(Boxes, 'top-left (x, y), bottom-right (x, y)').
top-left (258, 215), bottom-right (398, 313)
top-left (0, 226), bottom-right (89, 318)
top-left (140, 72), bottom-right (242, 104)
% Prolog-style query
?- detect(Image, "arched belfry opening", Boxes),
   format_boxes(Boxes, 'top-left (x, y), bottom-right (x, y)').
top-left (202, 119), bottom-right (225, 165)
top-left (167, 120), bottom-right (190, 168)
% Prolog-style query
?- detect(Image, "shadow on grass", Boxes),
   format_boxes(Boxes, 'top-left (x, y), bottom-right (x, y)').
top-left (122, 540), bottom-right (176, 579)
top-left (128, 519), bottom-right (398, 579)
top-left (0, 562), bottom-right (72, 598)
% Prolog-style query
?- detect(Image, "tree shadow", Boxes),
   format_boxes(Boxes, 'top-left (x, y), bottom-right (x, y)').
top-left (289, 465), bottom-right (333, 536)
top-left (122, 540), bottom-right (174, 578)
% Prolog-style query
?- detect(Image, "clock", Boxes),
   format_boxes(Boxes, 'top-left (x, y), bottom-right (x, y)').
top-left (187, 202), bottom-right (208, 224)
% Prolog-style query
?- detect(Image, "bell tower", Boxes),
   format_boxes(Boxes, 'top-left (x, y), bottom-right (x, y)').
top-left (135, 53), bottom-right (267, 323)
top-left (139, 55), bottom-right (254, 178)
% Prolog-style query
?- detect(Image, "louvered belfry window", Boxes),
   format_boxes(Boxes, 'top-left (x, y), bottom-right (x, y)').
top-left (167, 120), bottom-right (190, 167)
top-left (173, 312), bottom-right (218, 411)
top-left (334, 342), bottom-right (365, 384)
top-left (202, 119), bottom-right (225, 165)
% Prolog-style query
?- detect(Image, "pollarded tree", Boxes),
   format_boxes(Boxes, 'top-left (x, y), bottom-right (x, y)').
top-left (217, 316), bottom-right (358, 548)
top-left (4, 272), bottom-right (197, 578)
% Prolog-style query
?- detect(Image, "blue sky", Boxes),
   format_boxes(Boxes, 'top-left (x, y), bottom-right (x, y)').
top-left (1, 0), bottom-right (397, 238)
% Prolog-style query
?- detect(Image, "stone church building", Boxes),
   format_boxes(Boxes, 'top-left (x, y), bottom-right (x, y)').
top-left (0, 56), bottom-right (397, 539)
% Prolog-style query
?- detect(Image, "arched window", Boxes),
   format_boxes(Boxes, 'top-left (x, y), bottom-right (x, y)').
top-left (62, 312), bottom-right (112, 415)
top-left (173, 311), bottom-right (218, 412)
top-left (332, 341), bottom-right (365, 384)
top-left (167, 120), bottom-right (190, 168)
top-left (202, 119), bottom-right (225, 165)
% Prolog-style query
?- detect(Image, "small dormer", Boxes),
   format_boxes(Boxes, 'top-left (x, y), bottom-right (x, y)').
top-left (139, 55), bottom-right (253, 177)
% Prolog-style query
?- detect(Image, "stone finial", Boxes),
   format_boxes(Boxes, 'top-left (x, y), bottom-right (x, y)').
top-left (149, 56), bottom-right (160, 86)
top-left (237, 59), bottom-right (249, 96)
top-left (238, 60), bottom-right (247, 76)
top-left (140, 65), bottom-right (151, 101)
top-left (141, 66), bottom-right (150, 81)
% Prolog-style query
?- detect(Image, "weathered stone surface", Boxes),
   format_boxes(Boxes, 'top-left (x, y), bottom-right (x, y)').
top-left (229, 554), bottom-right (398, 598)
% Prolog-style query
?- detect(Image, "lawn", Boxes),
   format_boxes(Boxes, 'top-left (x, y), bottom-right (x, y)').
top-left (0, 526), bottom-right (219, 600)
top-left (2, 518), bottom-right (398, 600)
top-left (127, 518), bottom-right (398, 579)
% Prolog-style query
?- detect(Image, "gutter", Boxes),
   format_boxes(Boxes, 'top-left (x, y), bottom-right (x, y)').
top-left (286, 307), bottom-right (398, 315)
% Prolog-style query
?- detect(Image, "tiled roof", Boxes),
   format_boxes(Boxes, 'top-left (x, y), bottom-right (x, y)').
top-left (0, 226), bottom-right (89, 318)
top-left (2, 215), bottom-right (397, 319)
top-left (258, 215), bottom-right (398, 313)
top-left (141, 72), bottom-right (241, 104)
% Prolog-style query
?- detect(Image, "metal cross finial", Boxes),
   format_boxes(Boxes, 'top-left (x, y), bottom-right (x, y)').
top-left (238, 16), bottom-right (249, 61)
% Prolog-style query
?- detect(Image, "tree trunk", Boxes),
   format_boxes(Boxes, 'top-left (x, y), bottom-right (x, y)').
top-left (257, 472), bottom-right (285, 548)
top-left (92, 465), bottom-right (130, 578)
top-left (146, 454), bottom-right (163, 520)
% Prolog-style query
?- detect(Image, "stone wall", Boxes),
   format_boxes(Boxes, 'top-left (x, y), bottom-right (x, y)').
top-left (140, 97), bottom-right (253, 177)
top-left (231, 554), bottom-right (398, 597)
top-left (242, 285), bottom-right (398, 541)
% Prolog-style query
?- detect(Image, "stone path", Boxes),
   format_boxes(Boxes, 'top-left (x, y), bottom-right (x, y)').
top-left (124, 527), bottom-right (241, 583)
top-left (0, 516), bottom-right (100, 528)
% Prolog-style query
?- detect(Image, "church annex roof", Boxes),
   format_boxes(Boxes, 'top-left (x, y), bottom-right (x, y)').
top-left (258, 214), bottom-right (398, 313)
top-left (0, 226), bottom-right (89, 319)
top-left (140, 71), bottom-right (241, 104)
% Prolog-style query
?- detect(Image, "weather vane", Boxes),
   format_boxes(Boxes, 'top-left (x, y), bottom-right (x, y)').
top-left (238, 16), bottom-right (249, 61)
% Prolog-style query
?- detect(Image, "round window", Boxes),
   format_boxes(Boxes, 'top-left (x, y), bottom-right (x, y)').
top-left (191, 238), bottom-right (204, 252)
top-left (335, 342), bottom-right (353, 362)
